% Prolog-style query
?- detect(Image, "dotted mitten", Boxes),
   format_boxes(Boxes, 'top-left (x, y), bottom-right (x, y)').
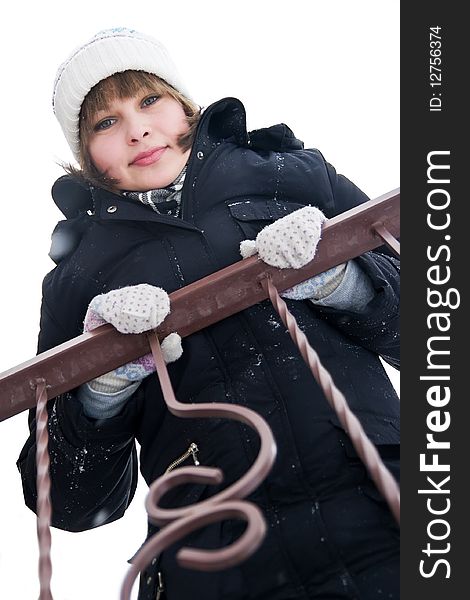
top-left (84, 283), bottom-right (171, 334)
top-left (240, 206), bottom-right (326, 269)
top-left (239, 206), bottom-right (351, 302)
top-left (83, 284), bottom-right (182, 396)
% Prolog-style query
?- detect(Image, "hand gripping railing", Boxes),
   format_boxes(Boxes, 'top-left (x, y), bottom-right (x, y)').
top-left (0, 189), bottom-right (399, 599)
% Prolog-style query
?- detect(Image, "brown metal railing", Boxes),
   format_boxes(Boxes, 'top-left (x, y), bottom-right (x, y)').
top-left (0, 189), bottom-right (399, 421)
top-left (0, 189), bottom-right (400, 599)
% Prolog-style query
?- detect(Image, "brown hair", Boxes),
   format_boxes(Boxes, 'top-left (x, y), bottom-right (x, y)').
top-left (65, 70), bottom-right (201, 191)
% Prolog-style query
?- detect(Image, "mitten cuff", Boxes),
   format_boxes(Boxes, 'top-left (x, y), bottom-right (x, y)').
top-left (281, 263), bottom-right (346, 301)
top-left (76, 381), bottom-right (140, 419)
top-left (312, 260), bottom-right (375, 311)
top-left (88, 371), bottom-right (139, 394)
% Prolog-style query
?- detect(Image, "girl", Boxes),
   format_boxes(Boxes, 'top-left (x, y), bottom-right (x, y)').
top-left (18, 28), bottom-right (400, 600)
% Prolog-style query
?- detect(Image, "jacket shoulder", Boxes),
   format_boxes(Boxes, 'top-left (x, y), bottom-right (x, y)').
top-left (248, 123), bottom-right (304, 152)
top-left (48, 216), bottom-right (89, 265)
top-left (201, 97), bottom-right (305, 152)
top-left (52, 175), bottom-right (93, 219)
top-left (48, 175), bottom-right (96, 264)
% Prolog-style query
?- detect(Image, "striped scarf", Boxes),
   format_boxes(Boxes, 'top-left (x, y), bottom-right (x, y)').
top-left (122, 166), bottom-right (186, 217)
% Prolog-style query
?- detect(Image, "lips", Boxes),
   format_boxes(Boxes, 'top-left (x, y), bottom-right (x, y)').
top-left (130, 146), bottom-right (167, 166)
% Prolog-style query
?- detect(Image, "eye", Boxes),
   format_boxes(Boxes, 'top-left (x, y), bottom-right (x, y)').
top-left (94, 117), bottom-right (116, 132)
top-left (141, 95), bottom-right (159, 107)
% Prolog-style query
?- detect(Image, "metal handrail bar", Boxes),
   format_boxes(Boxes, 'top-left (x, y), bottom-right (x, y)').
top-left (0, 189), bottom-right (399, 422)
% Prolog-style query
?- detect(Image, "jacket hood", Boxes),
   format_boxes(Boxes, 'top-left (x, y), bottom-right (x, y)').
top-left (51, 97), bottom-right (304, 219)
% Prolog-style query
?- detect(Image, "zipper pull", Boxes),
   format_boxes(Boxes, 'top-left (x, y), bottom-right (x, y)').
top-left (155, 571), bottom-right (164, 599)
top-left (166, 442), bottom-right (200, 473)
top-left (189, 442), bottom-right (200, 466)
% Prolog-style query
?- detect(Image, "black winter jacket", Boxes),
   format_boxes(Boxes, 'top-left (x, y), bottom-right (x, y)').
top-left (18, 98), bottom-right (400, 599)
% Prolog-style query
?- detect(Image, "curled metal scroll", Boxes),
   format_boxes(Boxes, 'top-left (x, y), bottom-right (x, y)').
top-left (34, 378), bottom-right (54, 600)
top-left (120, 333), bottom-right (277, 599)
top-left (9, 196), bottom-right (400, 598)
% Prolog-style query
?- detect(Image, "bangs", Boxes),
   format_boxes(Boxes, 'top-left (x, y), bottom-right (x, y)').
top-left (80, 71), bottom-right (171, 136)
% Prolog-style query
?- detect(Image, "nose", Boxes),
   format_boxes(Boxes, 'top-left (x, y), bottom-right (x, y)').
top-left (127, 117), bottom-right (151, 144)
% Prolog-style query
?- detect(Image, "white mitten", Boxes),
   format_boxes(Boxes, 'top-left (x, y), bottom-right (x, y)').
top-left (83, 284), bottom-right (182, 397)
top-left (240, 206), bottom-right (327, 269)
top-left (239, 206), bottom-right (350, 302)
top-left (84, 283), bottom-right (170, 334)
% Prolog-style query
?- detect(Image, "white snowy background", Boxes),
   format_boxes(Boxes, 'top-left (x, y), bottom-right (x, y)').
top-left (0, 1), bottom-right (399, 598)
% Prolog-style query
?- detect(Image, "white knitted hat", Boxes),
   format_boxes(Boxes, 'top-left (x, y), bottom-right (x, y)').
top-left (53, 27), bottom-right (192, 160)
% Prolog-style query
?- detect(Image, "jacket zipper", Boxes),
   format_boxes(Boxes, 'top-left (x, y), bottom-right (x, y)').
top-left (165, 442), bottom-right (200, 473)
top-left (155, 444), bottom-right (201, 597)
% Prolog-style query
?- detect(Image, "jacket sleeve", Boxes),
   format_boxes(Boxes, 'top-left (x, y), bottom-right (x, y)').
top-left (313, 250), bottom-right (400, 369)
top-left (16, 274), bottom-right (140, 532)
top-left (324, 160), bottom-right (374, 214)
top-left (17, 391), bottom-right (139, 532)
top-left (311, 155), bottom-right (400, 368)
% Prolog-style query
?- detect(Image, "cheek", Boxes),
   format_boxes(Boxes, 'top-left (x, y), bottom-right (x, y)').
top-left (89, 140), bottom-right (120, 174)
top-left (166, 107), bottom-right (190, 139)
top-left (179, 114), bottom-right (191, 136)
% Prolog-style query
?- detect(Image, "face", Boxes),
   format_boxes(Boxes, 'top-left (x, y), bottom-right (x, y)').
top-left (87, 92), bottom-right (191, 191)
